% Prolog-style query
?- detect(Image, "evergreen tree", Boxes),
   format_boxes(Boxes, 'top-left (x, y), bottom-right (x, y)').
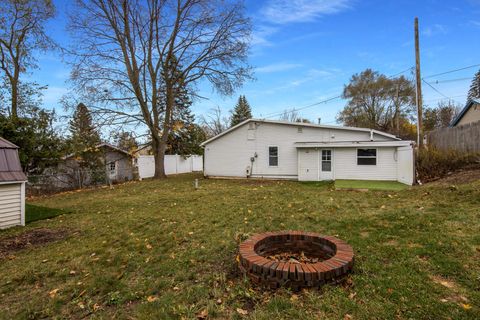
top-left (69, 103), bottom-right (102, 172)
top-left (230, 95), bottom-right (252, 127)
top-left (113, 131), bottom-right (138, 153)
top-left (468, 70), bottom-right (480, 101)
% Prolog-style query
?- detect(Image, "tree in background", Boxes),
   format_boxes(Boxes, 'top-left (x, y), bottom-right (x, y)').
top-left (337, 69), bottom-right (415, 138)
top-left (68, 0), bottom-right (251, 179)
top-left (113, 131), bottom-right (138, 153)
top-left (167, 123), bottom-right (207, 156)
top-left (0, 0), bottom-right (55, 119)
top-left (230, 95), bottom-right (252, 126)
top-left (0, 106), bottom-right (63, 174)
top-left (423, 100), bottom-right (461, 132)
top-left (68, 103), bottom-right (102, 172)
top-left (279, 110), bottom-right (311, 123)
top-left (467, 70), bottom-right (480, 101)
top-left (200, 106), bottom-right (231, 138)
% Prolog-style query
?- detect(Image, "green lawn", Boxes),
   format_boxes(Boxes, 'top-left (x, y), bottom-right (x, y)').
top-left (335, 179), bottom-right (409, 191)
top-left (0, 173), bottom-right (479, 319)
top-left (26, 204), bottom-right (71, 223)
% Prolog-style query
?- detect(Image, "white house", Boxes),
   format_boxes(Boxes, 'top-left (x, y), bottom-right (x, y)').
top-left (201, 119), bottom-right (415, 185)
top-left (0, 137), bottom-right (27, 228)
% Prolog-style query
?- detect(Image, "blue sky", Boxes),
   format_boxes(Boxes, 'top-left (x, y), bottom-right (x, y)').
top-left (32, 0), bottom-right (480, 126)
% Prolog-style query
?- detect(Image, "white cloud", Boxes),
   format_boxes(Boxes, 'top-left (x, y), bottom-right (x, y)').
top-left (261, 0), bottom-right (352, 24)
top-left (251, 25), bottom-right (278, 47)
top-left (255, 63), bottom-right (302, 73)
top-left (422, 24), bottom-right (447, 37)
top-left (42, 86), bottom-right (69, 105)
top-left (470, 20), bottom-right (480, 27)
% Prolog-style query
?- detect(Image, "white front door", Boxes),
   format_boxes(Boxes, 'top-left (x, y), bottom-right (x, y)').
top-left (320, 149), bottom-right (333, 180)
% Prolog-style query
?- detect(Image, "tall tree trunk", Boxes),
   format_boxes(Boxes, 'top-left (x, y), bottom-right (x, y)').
top-left (10, 76), bottom-right (18, 119)
top-left (152, 135), bottom-right (167, 179)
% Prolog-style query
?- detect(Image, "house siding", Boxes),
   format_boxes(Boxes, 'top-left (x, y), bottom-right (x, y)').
top-left (456, 104), bottom-right (480, 126)
top-left (333, 148), bottom-right (397, 181)
top-left (204, 121), bottom-right (396, 179)
top-left (0, 183), bottom-right (23, 229)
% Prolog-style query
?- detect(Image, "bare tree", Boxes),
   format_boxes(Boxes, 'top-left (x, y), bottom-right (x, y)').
top-left (200, 106), bottom-right (230, 137)
top-left (68, 0), bottom-right (251, 178)
top-left (0, 0), bottom-right (55, 119)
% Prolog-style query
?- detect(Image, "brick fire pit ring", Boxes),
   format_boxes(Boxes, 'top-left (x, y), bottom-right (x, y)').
top-left (238, 231), bottom-right (354, 290)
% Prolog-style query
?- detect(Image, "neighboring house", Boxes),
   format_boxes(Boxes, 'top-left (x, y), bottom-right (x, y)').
top-left (201, 119), bottom-right (415, 185)
top-left (0, 137), bottom-right (27, 228)
top-left (450, 99), bottom-right (480, 127)
top-left (62, 143), bottom-right (135, 184)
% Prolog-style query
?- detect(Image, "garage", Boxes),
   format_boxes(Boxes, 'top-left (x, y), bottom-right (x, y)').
top-left (0, 137), bottom-right (27, 229)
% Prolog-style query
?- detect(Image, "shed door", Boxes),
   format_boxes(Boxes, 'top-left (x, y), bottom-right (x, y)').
top-left (298, 149), bottom-right (319, 181)
top-left (0, 184), bottom-right (22, 228)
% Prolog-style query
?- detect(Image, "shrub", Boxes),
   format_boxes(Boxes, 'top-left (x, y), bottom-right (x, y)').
top-left (416, 147), bottom-right (480, 182)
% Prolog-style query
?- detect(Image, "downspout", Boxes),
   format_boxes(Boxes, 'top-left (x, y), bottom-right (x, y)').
top-left (370, 129), bottom-right (374, 141)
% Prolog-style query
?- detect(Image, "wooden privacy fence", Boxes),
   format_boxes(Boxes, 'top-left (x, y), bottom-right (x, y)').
top-left (427, 121), bottom-right (480, 153)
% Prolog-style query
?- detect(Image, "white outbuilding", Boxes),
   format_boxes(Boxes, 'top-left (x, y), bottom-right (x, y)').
top-left (201, 119), bottom-right (415, 185)
top-left (0, 137), bottom-right (27, 228)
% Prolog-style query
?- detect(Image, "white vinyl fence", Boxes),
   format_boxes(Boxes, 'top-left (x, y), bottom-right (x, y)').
top-left (137, 155), bottom-right (203, 179)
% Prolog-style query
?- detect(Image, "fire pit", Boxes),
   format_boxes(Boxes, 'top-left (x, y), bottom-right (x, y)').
top-left (238, 231), bottom-right (354, 290)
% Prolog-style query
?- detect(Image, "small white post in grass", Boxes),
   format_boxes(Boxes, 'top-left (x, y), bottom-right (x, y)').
top-left (194, 178), bottom-right (199, 190)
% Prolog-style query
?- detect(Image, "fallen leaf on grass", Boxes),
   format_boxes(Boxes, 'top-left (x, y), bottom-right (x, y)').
top-left (147, 295), bottom-right (158, 302)
top-left (196, 309), bottom-right (208, 319)
top-left (93, 303), bottom-right (101, 311)
top-left (344, 314), bottom-right (353, 320)
top-left (290, 294), bottom-right (298, 301)
top-left (461, 303), bottom-right (472, 310)
top-left (49, 288), bottom-right (59, 298)
top-left (173, 286), bottom-right (180, 291)
top-left (145, 243), bottom-right (153, 249)
top-left (216, 298), bottom-right (222, 304)
top-left (236, 308), bottom-right (248, 315)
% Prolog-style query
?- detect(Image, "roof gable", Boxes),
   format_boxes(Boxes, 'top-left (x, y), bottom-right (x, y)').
top-left (450, 99), bottom-right (480, 127)
top-left (200, 119), bottom-right (400, 146)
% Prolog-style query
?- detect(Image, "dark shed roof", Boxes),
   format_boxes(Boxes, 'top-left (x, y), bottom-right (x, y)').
top-left (0, 137), bottom-right (26, 182)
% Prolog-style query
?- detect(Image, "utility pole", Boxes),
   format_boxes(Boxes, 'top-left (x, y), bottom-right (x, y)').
top-left (414, 17), bottom-right (423, 147)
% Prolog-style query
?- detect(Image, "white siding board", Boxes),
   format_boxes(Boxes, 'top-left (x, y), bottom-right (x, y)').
top-left (397, 146), bottom-right (414, 185)
top-left (334, 148), bottom-right (397, 181)
top-left (0, 183), bottom-right (22, 228)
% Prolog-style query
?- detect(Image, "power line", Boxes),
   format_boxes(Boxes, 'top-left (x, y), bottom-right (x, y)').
top-left (261, 67), bottom-right (415, 120)
top-left (424, 94), bottom-right (467, 103)
top-left (422, 79), bottom-right (450, 99)
top-left (259, 63), bottom-right (476, 121)
top-left (432, 77), bottom-right (472, 84)
top-left (423, 63), bottom-right (480, 79)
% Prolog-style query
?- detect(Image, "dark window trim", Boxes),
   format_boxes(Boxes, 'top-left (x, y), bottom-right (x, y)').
top-left (357, 148), bottom-right (377, 166)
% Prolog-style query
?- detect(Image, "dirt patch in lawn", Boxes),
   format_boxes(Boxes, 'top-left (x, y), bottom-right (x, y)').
top-left (429, 167), bottom-right (480, 185)
top-left (0, 228), bottom-right (70, 259)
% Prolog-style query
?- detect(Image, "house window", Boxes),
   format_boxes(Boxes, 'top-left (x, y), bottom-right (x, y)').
top-left (297, 127), bottom-right (303, 133)
top-left (321, 150), bottom-right (332, 171)
top-left (269, 146), bottom-right (278, 167)
top-left (357, 149), bottom-right (377, 165)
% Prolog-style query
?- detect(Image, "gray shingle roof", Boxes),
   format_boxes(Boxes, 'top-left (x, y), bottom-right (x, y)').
top-left (0, 137), bottom-right (26, 182)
